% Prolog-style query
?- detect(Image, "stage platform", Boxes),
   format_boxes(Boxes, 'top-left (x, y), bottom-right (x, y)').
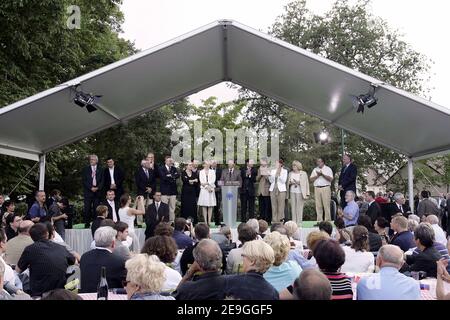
top-left (65, 222), bottom-right (321, 255)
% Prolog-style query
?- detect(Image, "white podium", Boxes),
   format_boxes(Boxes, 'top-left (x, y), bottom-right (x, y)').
top-left (221, 184), bottom-right (239, 228)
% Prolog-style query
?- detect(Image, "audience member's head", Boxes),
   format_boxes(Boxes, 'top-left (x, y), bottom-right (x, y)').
top-left (318, 221), bottom-right (333, 236)
top-left (193, 239), bottom-right (222, 272)
top-left (408, 214), bottom-right (420, 224)
top-left (0, 228), bottom-right (6, 250)
top-left (5, 213), bottom-right (21, 231)
top-left (41, 289), bottom-right (83, 300)
top-left (408, 219), bottom-right (419, 233)
top-left (219, 225), bottom-right (231, 240)
top-left (44, 221), bottom-right (55, 239)
top-left (314, 239), bottom-right (346, 273)
top-left (376, 245), bottom-right (404, 270)
top-left (352, 226), bottom-right (370, 252)
top-left (365, 191), bottom-right (376, 202)
top-left (100, 219), bottom-right (115, 228)
top-left (357, 215), bottom-right (375, 232)
top-left (420, 190), bottom-right (429, 199)
top-left (124, 254), bottom-right (166, 299)
top-left (391, 216), bottom-right (408, 233)
top-left (263, 231), bottom-right (290, 266)
top-left (414, 223), bottom-right (435, 250)
top-left (114, 221), bottom-right (129, 241)
top-left (193, 223), bottom-right (210, 241)
top-left (94, 226), bottom-right (117, 249)
top-left (258, 219), bottom-right (269, 234)
top-left (334, 217), bottom-right (346, 230)
top-left (17, 220), bottom-right (34, 235)
top-left (270, 222), bottom-right (282, 233)
top-left (394, 192), bottom-right (406, 204)
top-left (154, 222), bottom-right (174, 236)
top-left (141, 235), bottom-right (178, 264)
top-left (29, 223), bottom-right (49, 242)
top-left (425, 215), bottom-right (439, 225)
top-left (96, 205), bottom-right (108, 218)
top-left (293, 269), bottom-right (332, 300)
top-left (174, 218), bottom-right (187, 232)
top-left (306, 231), bottom-right (330, 254)
top-left (241, 240), bottom-right (274, 273)
top-left (283, 221), bottom-right (299, 239)
top-left (246, 219), bottom-right (259, 234)
top-left (3, 200), bottom-right (15, 213)
top-left (238, 224), bottom-right (257, 245)
top-left (374, 217), bottom-right (389, 233)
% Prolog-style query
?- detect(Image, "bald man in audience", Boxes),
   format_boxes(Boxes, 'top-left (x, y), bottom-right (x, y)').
top-left (357, 245), bottom-right (421, 300)
top-left (293, 269), bottom-right (331, 300)
top-left (4, 220), bottom-right (34, 265)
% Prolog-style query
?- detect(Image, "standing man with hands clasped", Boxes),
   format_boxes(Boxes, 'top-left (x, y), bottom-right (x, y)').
top-left (158, 156), bottom-right (180, 222)
top-left (310, 158), bottom-right (334, 222)
top-left (82, 154), bottom-right (103, 228)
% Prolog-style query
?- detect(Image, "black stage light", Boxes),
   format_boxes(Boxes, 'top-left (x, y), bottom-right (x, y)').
top-left (351, 86), bottom-right (378, 114)
top-left (73, 91), bottom-right (101, 113)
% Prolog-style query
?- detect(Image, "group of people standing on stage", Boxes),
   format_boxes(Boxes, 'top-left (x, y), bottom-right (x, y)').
top-left (79, 152), bottom-right (358, 229)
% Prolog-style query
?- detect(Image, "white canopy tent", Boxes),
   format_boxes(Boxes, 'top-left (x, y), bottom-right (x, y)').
top-left (1, 20), bottom-right (449, 210)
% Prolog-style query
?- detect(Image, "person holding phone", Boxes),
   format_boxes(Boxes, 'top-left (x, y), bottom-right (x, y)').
top-left (118, 194), bottom-right (145, 252)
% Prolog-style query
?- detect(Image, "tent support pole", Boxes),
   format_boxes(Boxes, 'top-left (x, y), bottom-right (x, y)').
top-left (407, 158), bottom-right (414, 212)
top-left (38, 154), bottom-right (46, 190)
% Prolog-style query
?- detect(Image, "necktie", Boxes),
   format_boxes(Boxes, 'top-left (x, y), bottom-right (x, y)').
top-left (144, 169), bottom-right (149, 179)
top-left (399, 205), bottom-right (403, 213)
top-left (229, 170), bottom-right (232, 178)
top-left (156, 203), bottom-right (159, 220)
top-left (92, 167), bottom-right (97, 186)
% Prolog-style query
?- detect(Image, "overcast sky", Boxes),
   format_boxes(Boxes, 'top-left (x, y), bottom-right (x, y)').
top-left (120, 0), bottom-right (449, 108)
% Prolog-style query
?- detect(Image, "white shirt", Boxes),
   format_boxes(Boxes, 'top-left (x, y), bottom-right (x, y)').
top-left (289, 172), bottom-right (302, 194)
top-left (108, 199), bottom-right (118, 222)
top-left (431, 224), bottom-right (447, 246)
top-left (0, 256), bottom-right (15, 284)
top-left (109, 167), bottom-right (115, 185)
top-left (154, 201), bottom-right (161, 211)
top-left (341, 246), bottom-right (375, 273)
top-left (162, 266), bottom-right (182, 291)
top-left (269, 168), bottom-right (288, 192)
top-left (310, 165), bottom-right (333, 187)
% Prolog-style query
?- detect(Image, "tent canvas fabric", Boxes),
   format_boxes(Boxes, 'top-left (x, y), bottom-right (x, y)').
top-left (1, 20), bottom-right (449, 162)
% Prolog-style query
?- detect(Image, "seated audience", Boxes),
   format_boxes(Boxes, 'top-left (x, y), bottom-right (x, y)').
top-left (263, 231), bottom-right (302, 292)
top-left (292, 268), bottom-right (332, 300)
top-left (45, 222), bottom-right (81, 262)
top-left (154, 222), bottom-right (174, 236)
top-left (405, 223), bottom-right (442, 278)
top-left (408, 219), bottom-right (419, 233)
top-left (211, 225), bottom-right (231, 245)
top-left (224, 240), bottom-right (279, 300)
top-left (357, 244), bottom-right (420, 300)
top-left (318, 221), bottom-right (333, 237)
top-left (174, 239), bottom-right (226, 300)
top-left (180, 223), bottom-right (210, 276)
top-left (247, 218), bottom-right (260, 238)
top-left (41, 289), bottom-right (83, 300)
top-left (284, 221), bottom-right (302, 249)
top-left (374, 217), bottom-right (390, 245)
top-left (390, 216), bottom-right (415, 252)
top-left (357, 215), bottom-right (382, 252)
top-left (303, 231), bottom-right (331, 268)
top-left (0, 228), bottom-right (17, 288)
top-left (426, 215), bottom-right (447, 246)
top-left (124, 254), bottom-right (174, 300)
top-left (4, 220), bottom-right (34, 265)
top-left (258, 219), bottom-right (269, 238)
top-left (173, 218), bottom-right (193, 249)
top-left (341, 226), bottom-right (375, 273)
top-left (79, 226), bottom-right (126, 293)
top-left (226, 224), bottom-right (257, 274)
top-left (5, 213), bottom-right (21, 241)
top-left (113, 221), bottom-right (131, 260)
top-left (334, 216), bottom-right (352, 245)
top-left (141, 236), bottom-right (182, 292)
top-left (314, 239), bottom-right (353, 300)
top-left (16, 223), bottom-right (75, 297)
top-left (91, 205), bottom-right (108, 238)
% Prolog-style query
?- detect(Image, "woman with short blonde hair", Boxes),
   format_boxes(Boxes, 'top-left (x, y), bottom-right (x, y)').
top-left (241, 239), bottom-right (275, 273)
top-left (288, 160), bottom-right (310, 225)
top-left (197, 160), bottom-right (216, 225)
top-left (263, 231), bottom-right (302, 292)
top-left (124, 254), bottom-right (174, 300)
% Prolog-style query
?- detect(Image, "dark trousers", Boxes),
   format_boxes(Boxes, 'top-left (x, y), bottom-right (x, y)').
top-left (340, 190), bottom-right (347, 209)
top-left (214, 191), bottom-right (221, 225)
top-left (240, 192), bottom-right (255, 222)
top-left (83, 192), bottom-right (100, 225)
top-left (259, 195), bottom-right (272, 222)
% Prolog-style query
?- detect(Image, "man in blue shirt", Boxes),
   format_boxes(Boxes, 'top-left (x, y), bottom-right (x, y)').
top-left (172, 218), bottom-right (193, 250)
top-left (390, 216), bottom-right (415, 252)
top-left (28, 190), bottom-right (49, 223)
top-left (342, 190), bottom-right (359, 227)
top-left (357, 244), bottom-right (421, 300)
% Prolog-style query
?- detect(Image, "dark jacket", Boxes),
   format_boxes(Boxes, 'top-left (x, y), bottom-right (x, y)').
top-left (368, 232), bottom-right (383, 252)
top-left (224, 271), bottom-right (279, 300)
top-left (366, 201), bottom-right (382, 224)
top-left (338, 163), bottom-right (357, 192)
top-left (174, 272), bottom-right (227, 300)
top-left (100, 199), bottom-right (120, 222)
top-left (387, 202), bottom-right (411, 221)
top-left (390, 231), bottom-right (415, 252)
top-left (406, 246), bottom-right (442, 278)
top-left (240, 167), bottom-right (257, 196)
top-left (158, 165), bottom-right (180, 196)
top-left (79, 248), bottom-right (126, 293)
top-left (417, 199), bottom-right (440, 218)
top-left (102, 166), bottom-right (125, 197)
top-left (144, 201), bottom-right (169, 239)
top-left (135, 166), bottom-right (157, 197)
top-left (82, 165), bottom-right (104, 196)
top-left (91, 216), bottom-right (106, 238)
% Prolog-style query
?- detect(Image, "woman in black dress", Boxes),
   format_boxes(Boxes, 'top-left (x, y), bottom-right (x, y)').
top-left (181, 162), bottom-right (200, 224)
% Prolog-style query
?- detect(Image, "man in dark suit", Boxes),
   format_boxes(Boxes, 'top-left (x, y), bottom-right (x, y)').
top-left (144, 192), bottom-right (170, 239)
top-left (240, 159), bottom-right (257, 222)
top-left (365, 191), bottom-right (382, 224)
top-left (82, 155), bottom-right (103, 228)
top-left (211, 160), bottom-right (222, 226)
top-left (220, 159), bottom-right (242, 185)
top-left (135, 159), bottom-right (157, 201)
top-left (387, 192), bottom-right (411, 221)
top-left (338, 154), bottom-right (357, 209)
top-left (158, 156), bottom-right (180, 222)
top-left (80, 226), bottom-right (126, 293)
top-left (103, 157), bottom-right (125, 200)
top-left (101, 189), bottom-right (120, 222)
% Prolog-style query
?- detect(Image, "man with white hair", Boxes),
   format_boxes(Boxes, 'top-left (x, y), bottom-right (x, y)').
top-left (357, 245), bottom-right (421, 300)
top-left (388, 192), bottom-right (410, 220)
top-left (426, 215), bottom-right (447, 246)
top-left (79, 226), bottom-right (126, 293)
top-left (82, 154), bottom-right (103, 227)
top-left (341, 190), bottom-right (359, 227)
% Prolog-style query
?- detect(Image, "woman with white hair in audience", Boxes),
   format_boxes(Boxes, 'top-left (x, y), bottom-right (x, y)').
top-left (246, 219), bottom-right (261, 239)
top-left (283, 220), bottom-right (302, 249)
top-left (426, 215), bottom-right (447, 246)
top-left (341, 226), bottom-right (375, 273)
top-left (263, 231), bottom-right (302, 292)
top-left (124, 254), bottom-right (175, 300)
top-left (224, 240), bottom-right (279, 300)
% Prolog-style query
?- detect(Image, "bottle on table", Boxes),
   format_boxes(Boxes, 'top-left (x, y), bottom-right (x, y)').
top-left (97, 266), bottom-right (109, 300)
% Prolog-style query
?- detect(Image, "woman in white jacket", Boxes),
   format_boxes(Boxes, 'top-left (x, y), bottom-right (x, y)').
top-left (269, 159), bottom-right (288, 223)
top-left (288, 160), bottom-right (310, 225)
top-left (197, 160), bottom-right (216, 225)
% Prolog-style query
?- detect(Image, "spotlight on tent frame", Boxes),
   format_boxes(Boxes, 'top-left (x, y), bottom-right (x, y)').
top-left (313, 130), bottom-right (330, 145)
top-left (73, 91), bottom-right (101, 113)
top-left (350, 85), bottom-right (378, 114)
